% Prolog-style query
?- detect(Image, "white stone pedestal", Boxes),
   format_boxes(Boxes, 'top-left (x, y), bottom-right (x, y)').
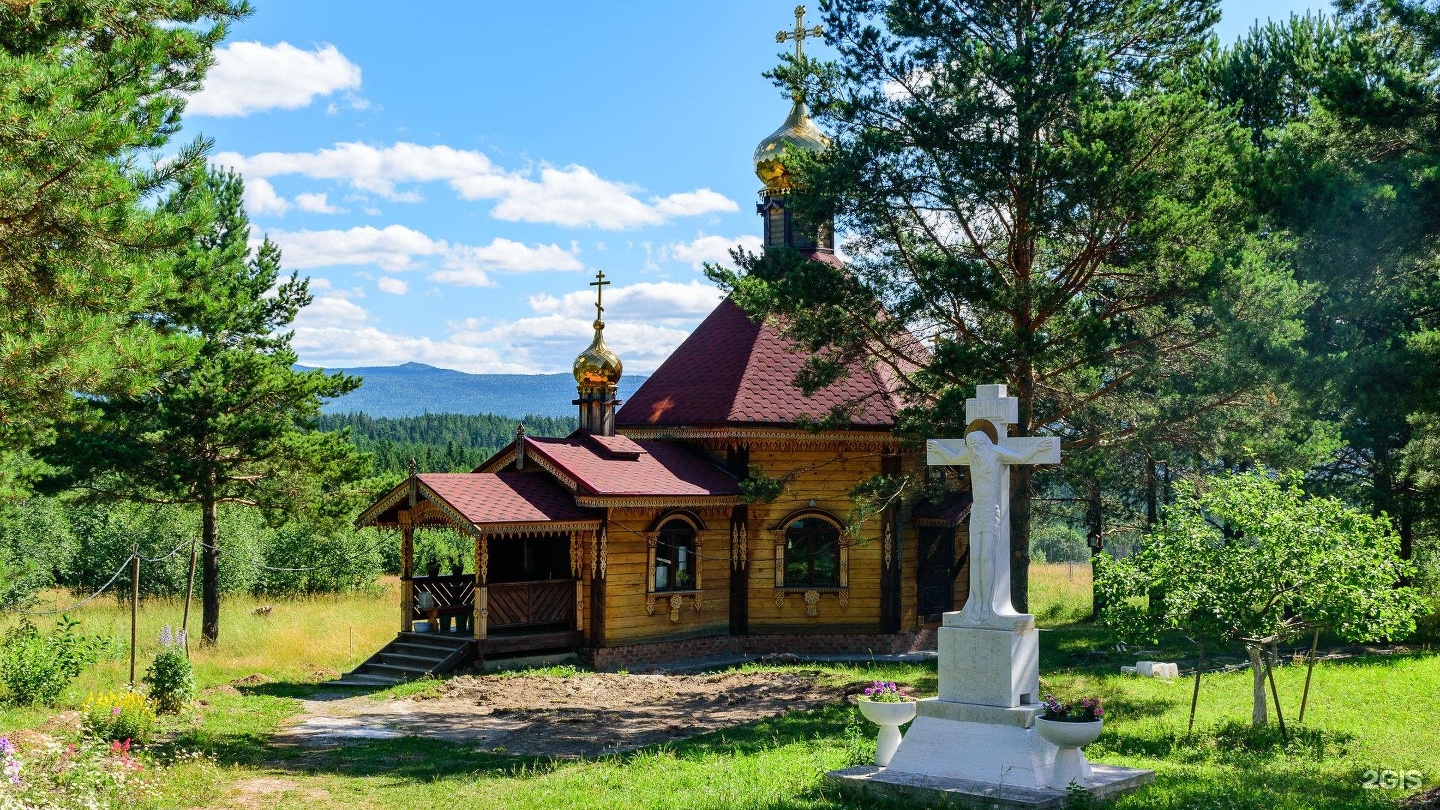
top-left (881, 612), bottom-right (1057, 787)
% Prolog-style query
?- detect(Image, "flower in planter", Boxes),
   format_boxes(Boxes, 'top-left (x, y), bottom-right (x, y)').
top-left (860, 680), bottom-right (913, 703)
top-left (1041, 692), bottom-right (1103, 722)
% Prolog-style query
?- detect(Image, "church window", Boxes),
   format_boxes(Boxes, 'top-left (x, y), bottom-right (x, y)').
top-left (783, 517), bottom-right (841, 588)
top-left (653, 518), bottom-right (697, 592)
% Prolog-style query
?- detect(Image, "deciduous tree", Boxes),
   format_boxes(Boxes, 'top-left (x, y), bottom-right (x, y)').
top-left (1096, 469), bottom-right (1422, 726)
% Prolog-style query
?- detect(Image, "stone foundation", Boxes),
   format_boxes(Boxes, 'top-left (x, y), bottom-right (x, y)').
top-left (584, 628), bottom-right (937, 671)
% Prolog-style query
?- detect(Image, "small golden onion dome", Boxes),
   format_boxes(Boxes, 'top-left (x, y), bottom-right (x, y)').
top-left (753, 99), bottom-right (830, 191)
top-left (573, 319), bottom-right (623, 389)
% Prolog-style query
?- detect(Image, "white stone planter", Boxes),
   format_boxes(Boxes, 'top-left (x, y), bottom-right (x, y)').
top-left (1035, 717), bottom-right (1103, 788)
top-left (858, 699), bottom-right (917, 767)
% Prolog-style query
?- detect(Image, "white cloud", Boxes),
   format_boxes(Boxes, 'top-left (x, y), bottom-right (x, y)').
top-left (528, 280), bottom-right (722, 323)
top-left (666, 233), bottom-right (764, 269)
top-left (651, 189), bottom-right (739, 218)
top-left (429, 239), bottom-right (583, 287)
top-left (215, 142), bottom-right (737, 230)
top-left (243, 178), bottom-right (290, 216)
top-left (267, 226), bottom-right (583, 285)
top-left (294, 192), bottom-right (344, 214)
top-left (293, 295), bottom-right (527, 373)
top-left (188, 42), bottom-right (363, 117)
top-left (270, 225), bottom-right (443, 271)
top-left (292, 281), bottom-right (721, 374)
top-left (376, 277), bottom-right (408, 295)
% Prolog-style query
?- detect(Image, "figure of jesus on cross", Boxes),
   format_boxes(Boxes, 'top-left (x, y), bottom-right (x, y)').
top-left (928, 385), bottom-right (1060, 630)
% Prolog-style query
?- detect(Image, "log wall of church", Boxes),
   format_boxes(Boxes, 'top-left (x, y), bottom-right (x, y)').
top-left (598, 507), bottom-right (733, 646)
top-left (743, 444), bottom-right (893, 633)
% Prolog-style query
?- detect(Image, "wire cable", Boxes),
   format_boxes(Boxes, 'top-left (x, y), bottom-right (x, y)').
top-left (17, 553), bottom-right (137, 616)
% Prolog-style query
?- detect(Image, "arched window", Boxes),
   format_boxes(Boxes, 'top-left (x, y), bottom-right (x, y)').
top-left (654, 518), bottom-right (697, 592)
top-left (784, 517), bottom-right (841, 588)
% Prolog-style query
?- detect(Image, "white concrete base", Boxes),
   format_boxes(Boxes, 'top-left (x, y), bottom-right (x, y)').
top-left (938, 622), bottom-right (1040, 707)
top-left (826, 763), bottom-right (1156, 809)
top-left (883, 698), bottom-right (1059, 789)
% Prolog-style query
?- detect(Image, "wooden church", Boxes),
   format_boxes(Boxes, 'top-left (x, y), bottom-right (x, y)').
top-left (346, 68), bottom-right (973, 682)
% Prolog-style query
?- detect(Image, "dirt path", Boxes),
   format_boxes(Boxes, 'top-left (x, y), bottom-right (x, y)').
top-left (276, 670), bottom-right (845, 757)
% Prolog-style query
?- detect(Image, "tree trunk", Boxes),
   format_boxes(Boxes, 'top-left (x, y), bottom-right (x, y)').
top-left (1085, 475), bottom-right (1104, 621)
top-left (201, 495), bottom-right (221, 645)
top-left (1247, 644), bottom-right (1267, 726)
top-left (1011, 464), bottom-right (1032, 615)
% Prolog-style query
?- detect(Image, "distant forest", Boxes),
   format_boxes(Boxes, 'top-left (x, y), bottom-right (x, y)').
top-left (319, 412), bottom-right (576, 475)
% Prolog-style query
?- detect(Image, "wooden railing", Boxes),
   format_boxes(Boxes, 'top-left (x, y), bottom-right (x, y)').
top-left (411, 574), bottom-right (474, 613)
top-left (487, 580), bottom-right (575, 630)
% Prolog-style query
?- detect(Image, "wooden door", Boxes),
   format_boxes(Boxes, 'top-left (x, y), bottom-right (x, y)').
top-left (917, 526), bottom-right (954, 620)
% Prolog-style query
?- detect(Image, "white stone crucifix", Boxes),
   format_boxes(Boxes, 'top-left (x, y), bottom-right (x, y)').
top-left (927, 384), bottom-right (1059, 630)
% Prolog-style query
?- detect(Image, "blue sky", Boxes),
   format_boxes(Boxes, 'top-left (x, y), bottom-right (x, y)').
top-left (187, 0), bottom-right (1320, 375)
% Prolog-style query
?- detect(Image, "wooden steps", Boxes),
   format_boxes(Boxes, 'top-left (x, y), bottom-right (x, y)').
top-left (335, 632), bottom-right (474, 687)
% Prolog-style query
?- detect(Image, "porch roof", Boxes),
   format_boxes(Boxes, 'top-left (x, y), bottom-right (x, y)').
top-left (356, 469), bottom-right (601, 531)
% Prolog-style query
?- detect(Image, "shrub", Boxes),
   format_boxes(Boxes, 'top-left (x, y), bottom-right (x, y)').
top-left (82, 690), bottom-right (158, 744)
top-left (0, 618), bottom-right (106, 706)
top-left (143, 627), bottom-right (195, 715)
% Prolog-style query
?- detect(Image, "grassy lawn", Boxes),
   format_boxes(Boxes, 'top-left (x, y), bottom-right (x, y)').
top-left (2, 564), bottom-right (1435, 809)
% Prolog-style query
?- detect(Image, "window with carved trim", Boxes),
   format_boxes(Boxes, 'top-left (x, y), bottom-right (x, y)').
top-left (784, 517), bottom-right (841, 588)
top-left (654, 519), bottom-right (697, 592)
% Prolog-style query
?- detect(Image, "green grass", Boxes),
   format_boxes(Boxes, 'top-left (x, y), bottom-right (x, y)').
top-left (2, 566), bottom-right (1435, 809)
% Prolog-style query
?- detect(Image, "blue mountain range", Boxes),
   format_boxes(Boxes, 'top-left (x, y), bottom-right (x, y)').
top-left (306, 362), bottom-right (649, 419)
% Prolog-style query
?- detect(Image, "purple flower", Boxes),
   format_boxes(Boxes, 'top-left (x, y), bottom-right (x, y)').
top-left (111, 706), bottom-right (121, 717)
top-left (159, 625), bottom-right (172, 647)
top-left (0, 737), bottom-right (12, 757)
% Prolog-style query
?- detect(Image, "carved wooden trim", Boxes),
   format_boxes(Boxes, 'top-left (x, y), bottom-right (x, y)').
top-left (669, 594), bottom-right (684, 622)
top-left (804, 590), bottom-right (821, 617)
top-left (355, 484), bottom-right (410, 527)
top-left (883, 522), bottom-right (894, 569)
top-left (575, 495), bottom-right (738, 510)
top-left (570, 533), bottom-right (583, 577)
top-left (475, 586), bottom-right (488, 640)
top-left (478, 536), bottom-right (490, 585)
top-left (839, 588), bottom-right (850, 608)
top-left (646, 594), bottom-right (658, 616)
top-left (598, 525), bottom-right (608, 580)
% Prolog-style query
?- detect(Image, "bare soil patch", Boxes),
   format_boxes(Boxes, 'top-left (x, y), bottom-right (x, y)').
top-left (278, 670), bottom-right (843, 757)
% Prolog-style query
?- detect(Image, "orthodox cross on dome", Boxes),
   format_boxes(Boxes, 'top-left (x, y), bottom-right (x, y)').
top-left (776, 5), bottom-right (824, 61)
top-left (926, 384), bottom-right (1060, 630)
top-left (589, 269), bottom-right (611, 326)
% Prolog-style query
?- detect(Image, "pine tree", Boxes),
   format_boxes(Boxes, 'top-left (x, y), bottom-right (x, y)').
top-left (711, 0), bottom-right (1304, 610)
top-left (42, 169), bottom-right (367, 644)
top-left (0, 0), bottom-right (248, 496)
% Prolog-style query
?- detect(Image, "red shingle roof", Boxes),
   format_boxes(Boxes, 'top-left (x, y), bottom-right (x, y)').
top-left (416, 471), bottom-right (598, 525)
top-left (616, 297), bottom-right (903, 429)
top-left (523, 434), bottom-right (739, 498)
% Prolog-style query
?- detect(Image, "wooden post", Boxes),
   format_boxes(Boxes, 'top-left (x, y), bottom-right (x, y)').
top-left (1188, 641), bottom-right (1204, 733)
top-left (1266, 644), bottom-right (1287, 737)
top-left (474, 534), bottom-right (488, 641)
top-left (181, 537), bottom-right (198, 657)
top-left (399, 513), bottom-right (414, 633)
top-left (129, 548), bottom-right (139, 687)
top-left (1299, 627), bottom-right (1320, 723)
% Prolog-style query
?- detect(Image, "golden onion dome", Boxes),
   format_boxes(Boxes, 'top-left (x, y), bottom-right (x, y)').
top-left (573, 319), bottom-right (623, 390)
top-left (753, 99), bottom-right (830, 191)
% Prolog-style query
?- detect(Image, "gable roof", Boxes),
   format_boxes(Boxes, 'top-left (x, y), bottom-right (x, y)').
top-left (615, 296), bottom-right (903, 429)
top-left (355, 468), bottom-right (601, 532)
top-left (416, 472), bottom-right (596, 524)
top-left (480, 431), bottom-right (740, 500)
